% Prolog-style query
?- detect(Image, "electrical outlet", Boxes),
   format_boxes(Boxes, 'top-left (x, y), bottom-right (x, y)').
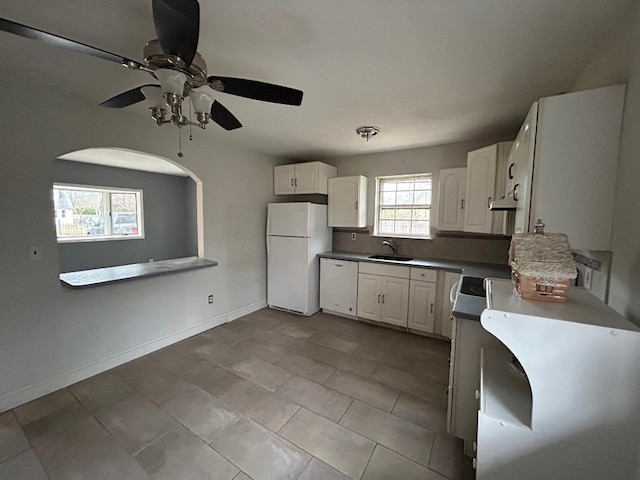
top-left (208, 294), bottom-right (214, 304)
top-left (28, 245), bottom-right (42, 261)
top-left (584, 267), bottom-right (593, 290)
top-left (351, 233), bottom-right (356, 240)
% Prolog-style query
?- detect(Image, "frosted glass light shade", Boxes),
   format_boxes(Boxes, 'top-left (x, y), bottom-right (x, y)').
top-left (140, 85), bottom-right (164, 109)
top-left (156, 68), bottom-right (187, 96)
top-left (190, 90), bottom-right (214, 114)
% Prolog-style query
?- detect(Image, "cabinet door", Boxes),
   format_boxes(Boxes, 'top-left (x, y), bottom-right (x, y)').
top-left (408, 280), bottom-right (436, 333)
top-left (274, 164), bottom-right (295, 195)
top-left (294, 162), bottom-right (319, 194)
top-left (380, 276), bottom-right (409, 327)
top-left (464, 145), bottom-right (497, 233)
top-left (328, 176), bottom-right (365, 227)
top-left (357, 273), bottom-right (382, 321)
top-left (439, 272), bottom-right (460, 339)
top-left (437, 168), bottom-right (466, 231)
top-left (320, 259), bottom-right (358, 316)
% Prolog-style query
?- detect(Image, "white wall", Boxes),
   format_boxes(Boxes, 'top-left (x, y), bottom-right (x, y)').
top-left (570, 3), bottom-right (640, 324)
top-left (0, 71), bottom-right (277, 411)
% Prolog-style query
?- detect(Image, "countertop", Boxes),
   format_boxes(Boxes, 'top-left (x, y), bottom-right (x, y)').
top-left (319, 251), bottom-right (511, 321)
top-left (60, 256), bottom-right (218, 289)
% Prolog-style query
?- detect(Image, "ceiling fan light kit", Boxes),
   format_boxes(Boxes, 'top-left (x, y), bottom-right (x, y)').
top-left (356, 126), bottom-right (380, 142)
top-left (0, 0), bottom-right (304, 156)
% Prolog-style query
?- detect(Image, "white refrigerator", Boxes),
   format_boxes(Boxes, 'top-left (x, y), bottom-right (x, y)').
top-left (267, 202), bottom-right (332, 315)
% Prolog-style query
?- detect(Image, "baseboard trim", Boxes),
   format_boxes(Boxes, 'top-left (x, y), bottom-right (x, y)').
top-left (0, 299), bottom-right (267, 413)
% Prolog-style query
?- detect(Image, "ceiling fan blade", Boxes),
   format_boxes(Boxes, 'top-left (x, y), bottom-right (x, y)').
top-left (152, 0), bottom-right (199, 67)
top-left (210, 101), bottom-right (242, 131)
top-left (0, 17), bottom-right (142, 67)
top-left (100, 85), bottom-right (158, 108)
top-left (208, 76), bottom-right (303, 106)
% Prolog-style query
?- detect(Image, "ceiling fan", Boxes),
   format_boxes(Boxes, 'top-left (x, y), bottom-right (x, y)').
top-left (0, 0), bottom-right (303, 135)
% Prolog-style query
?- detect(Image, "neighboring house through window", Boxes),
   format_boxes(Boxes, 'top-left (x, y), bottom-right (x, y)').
top-left (53, 184), bottom-right (144, 241)
top-left (374, 173), bottom-right (432, 239)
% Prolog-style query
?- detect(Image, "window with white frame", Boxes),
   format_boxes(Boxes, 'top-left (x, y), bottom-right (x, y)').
top-left (374, 174), bottom-right (432, 239)
top-left (53, 184), bottom-right (144, 241)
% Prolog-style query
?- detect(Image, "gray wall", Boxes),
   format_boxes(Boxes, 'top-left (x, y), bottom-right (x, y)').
top-left (54, 160), bottom-right (197, 272)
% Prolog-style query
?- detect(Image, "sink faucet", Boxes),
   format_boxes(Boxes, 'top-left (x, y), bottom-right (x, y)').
top-left (381, 239), bottom-right (397, 255)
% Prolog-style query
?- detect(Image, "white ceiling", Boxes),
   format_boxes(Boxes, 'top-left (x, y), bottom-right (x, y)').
top-left (0, 0), bottom-right (633, 159)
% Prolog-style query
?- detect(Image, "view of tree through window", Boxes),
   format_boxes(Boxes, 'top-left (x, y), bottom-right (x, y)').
top-left (53, 184), bottom-right (143, 240)
top-left (374, 174), bottom-right (432, 238)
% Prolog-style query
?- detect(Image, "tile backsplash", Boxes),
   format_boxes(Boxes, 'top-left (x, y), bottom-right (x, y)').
top-left (333, 230), bottom-right (511, 265)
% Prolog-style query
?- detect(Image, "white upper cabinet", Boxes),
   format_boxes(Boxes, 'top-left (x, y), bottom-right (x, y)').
top-left (274, 161), bottom-right (337, 195)
top-left (328, 176), bottom-right (368, 228)
top-left (510, 85), bottom-right (626, 251)
top-left (437, 167), bottom-right (466, 231)
top-left (464, 145), bottom-right (498, 233)
top-left (274, 164), bottom-right (296, 195)
top-left (463, 142), bottom-right (512, 234)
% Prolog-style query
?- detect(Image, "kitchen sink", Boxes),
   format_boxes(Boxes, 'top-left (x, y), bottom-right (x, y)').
top-left (368, 254), bottom-right (413, 262)
top-left (459, 276), bottom-right (486, 297)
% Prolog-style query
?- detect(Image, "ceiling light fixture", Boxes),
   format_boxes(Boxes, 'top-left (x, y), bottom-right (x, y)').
top-left (356, 126), bottom-right (380, 142)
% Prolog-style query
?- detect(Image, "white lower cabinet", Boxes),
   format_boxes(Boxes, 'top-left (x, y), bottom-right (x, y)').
top-left (319, 258), bottom-right (358, 317)
top-left (357, 262), bottom-right (410, 327)
top-left (408, 268), bottom-right (438, 333)
top-left (447, 317), bottom-right (504, 457)
top-left (439, 272), bottom-right (460, 339)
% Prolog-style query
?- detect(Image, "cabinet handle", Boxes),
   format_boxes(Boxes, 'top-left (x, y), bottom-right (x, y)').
top-left (475, 389), bottom-right (480, 400)
top-left (473, 441), bottom-right (477, 452)
top-left (291, 178), bottom-right (294, 187)
top-left (513, 183), bottom-right (520, 201)
top-left (377, 294), bottom-right (381, 303)
top-left (508, 162), bottom-right (515, 179)
top-left (460, 199), bottom-right (464, 210)
top-left (295, 178), bottom-right (298, 187)
top-left (355, 201), bottom-right (358, 210)
top-left (335, 264), bottom-right (343, 267)
top-left (382, 294), bottom-right (385, 304)
top-left (473, 458), bottom-right (477, 470)
top-left (430, 303), bottom-right (434, 314)
top-left (487, 196), bottom-right (492, 208)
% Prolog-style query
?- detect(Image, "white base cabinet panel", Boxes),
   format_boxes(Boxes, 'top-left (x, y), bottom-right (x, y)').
top-left (408, 280), bottom-right (437, 333)
top-left (476, 413), bottom-right (634, 480)
top-left (320, 258), bottom-right (358, 317)
top-left (380, 276), bottom-right (410, 326)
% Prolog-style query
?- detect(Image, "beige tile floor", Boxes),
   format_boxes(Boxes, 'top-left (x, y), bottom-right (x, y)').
top-left (0, 308), bottom-right (474, 480)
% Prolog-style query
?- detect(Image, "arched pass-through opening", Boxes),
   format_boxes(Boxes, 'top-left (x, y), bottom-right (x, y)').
top-left (55, 147), bottom-right (204, 271)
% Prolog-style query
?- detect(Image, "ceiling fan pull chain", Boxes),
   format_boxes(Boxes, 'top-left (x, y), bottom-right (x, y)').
top-left (189, 100), bottom-right (193, 141)
top-left (177, 126), bottom-right (184, 158)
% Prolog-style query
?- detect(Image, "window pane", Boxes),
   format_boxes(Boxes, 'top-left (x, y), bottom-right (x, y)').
top-left (379, 220), bottom-right (395, 234)
top-left (397, 209), bottom-right (411, 219)
top-left (396, 179), bottom-right (414, 191)
top-left (412, 221), bottom-right (430, 235)
top-left (380, 208), bottom-right (396, 219)
top-left (381, 192), bottom-right (396, 205)
top-left (415, 179), bottom-right (431, 190)
top-left (414, 191), bottom-right (429, 205)
top-left (412, 208), bottom-right (429, 220)
top-left (380, 180), bottom-right (397, 192)
top-left (396, 221), bottom-right (411, 233)
top-left (396, 191), bottom-right (413, 205)
top-left (111, 192), bottom-right (139, 235)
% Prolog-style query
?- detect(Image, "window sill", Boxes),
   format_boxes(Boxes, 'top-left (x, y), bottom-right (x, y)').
top-left (59, 256), bottom-right (217, 289)
top-left (372, 234), bottom-right (433, 241)
top-left (57, 234), bottom-right (145, 244)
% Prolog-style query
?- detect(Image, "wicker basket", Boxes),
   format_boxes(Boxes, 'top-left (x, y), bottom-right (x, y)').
top-left (509, 231), bottom-right (577, 303)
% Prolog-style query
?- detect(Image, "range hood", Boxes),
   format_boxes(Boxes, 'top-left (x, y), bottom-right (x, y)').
top-left (490, 197), bottom-right (517, 211)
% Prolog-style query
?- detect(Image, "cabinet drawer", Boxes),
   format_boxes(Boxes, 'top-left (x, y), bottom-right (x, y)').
top-left (359, 262), bottom-right (410, 279)
top-left (410, 267), bottom-right (438, 282)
